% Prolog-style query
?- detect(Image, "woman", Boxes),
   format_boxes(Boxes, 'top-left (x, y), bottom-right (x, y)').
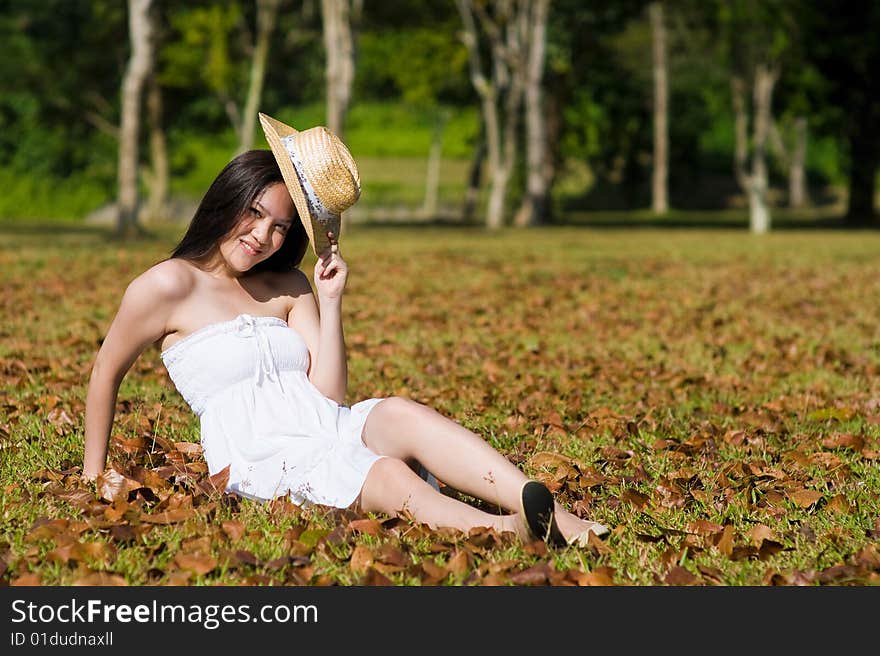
top-left (82, 114), bottom-right (608, 548)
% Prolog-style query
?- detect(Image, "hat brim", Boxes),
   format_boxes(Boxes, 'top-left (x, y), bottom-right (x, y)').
top-left (259, 112), bottom-right (340, 257)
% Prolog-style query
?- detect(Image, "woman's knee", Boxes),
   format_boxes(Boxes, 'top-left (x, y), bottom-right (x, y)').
top-left (365, 455), bottom-right (416, 486)
top-left (362, 396), bottom-right (435, 451)
top-left (373, 396), bottom-right (431, 422)
top-left (360, 456), bottom-right (421, 511)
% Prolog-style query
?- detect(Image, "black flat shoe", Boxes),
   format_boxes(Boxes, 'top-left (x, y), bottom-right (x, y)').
top-left (519, 480), bottom-right (567, 547)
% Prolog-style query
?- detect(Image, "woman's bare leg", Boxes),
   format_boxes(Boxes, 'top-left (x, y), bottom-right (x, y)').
top-left (361, 397), bottom-right (608, 541)
top-left (358, 456), bottom-right (529, 540)
top-left (362, 397), bottom-right (528, 513)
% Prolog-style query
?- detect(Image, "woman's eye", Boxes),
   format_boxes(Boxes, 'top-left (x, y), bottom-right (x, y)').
top-left (250, 207), bottom-right (262, 218)
top-left (276, 224), bottom-right (290, 233)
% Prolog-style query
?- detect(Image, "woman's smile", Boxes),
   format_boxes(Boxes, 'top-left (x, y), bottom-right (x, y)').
top-left (239, 238), bottom-right (263, 256)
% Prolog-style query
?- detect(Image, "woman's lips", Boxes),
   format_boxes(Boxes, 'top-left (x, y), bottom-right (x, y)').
top-left (240, 240), bottom-right (261, 255)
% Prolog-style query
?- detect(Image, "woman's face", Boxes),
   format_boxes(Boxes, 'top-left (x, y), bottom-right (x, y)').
top-left (217, 183), bottom-right (295, 275)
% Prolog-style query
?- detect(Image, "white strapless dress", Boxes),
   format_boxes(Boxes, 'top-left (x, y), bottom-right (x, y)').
top-left (160, 313), bottom-right (385, 507)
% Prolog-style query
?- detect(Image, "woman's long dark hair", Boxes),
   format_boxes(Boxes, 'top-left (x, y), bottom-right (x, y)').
top-left (170, 149), bottom-right (308, 272)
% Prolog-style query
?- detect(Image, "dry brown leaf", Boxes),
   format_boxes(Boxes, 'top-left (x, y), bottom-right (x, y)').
top-left (103, 498), bottom-right (132, 522)
top-left (687, 520), bottom-right (724, 535)
top-left (173, 441), bottom-right (203, 456)
top-left (828, 495), bottom-right (852, 514)
top-left (73, 571), bottom-right (128, 586)
top-left (174, 552), bottom-right (217, 576)
top-left (420, 560), bottom-right (449, 584)
top-left (361, 568), bottom-right (393, 585)
top-left (206, 465), bottom-right (230, 493)
top-left (510, 563), bottom-right (552, 585)
top-left (665, 565), bottom-right (699, 585)
top-left (748, 525), bottom-right (775, 547)
top-left (787, 489), bottom-right (823, 508)
top-left (233, 550), bottom-right (259, 566)
top-left (97, 469), bottom-right (141, 503)
top-left (10, 572), bottom-right (41, 586)
top-left (716, 525), bottom-right (735, 556)
top-left (621, 489), bottom-right (650, 509)
top-left (350, 545), bottom-right (373, 574)
top-left (139, 507), bottom-right (197, 524)
top-left (575, 567), bottom-right (615, 586)
top-left (222, 520), bottom-right (246, 541)
top-left (822, 433), bottom-right (864, 451)
top-left (447, 550), bottom-right (469, 577)
top-left (348, 518), bottom-right (383, 536)
top-left (25, 518), bottom-right (69, 542)
top-left (111, 435), bottom-right (145, 454)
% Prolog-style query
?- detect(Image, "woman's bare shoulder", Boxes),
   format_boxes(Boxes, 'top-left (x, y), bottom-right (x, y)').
top-left (126, 258), bottom-right (198, 303)
top-left (262, 267), bottom-right (313, 298)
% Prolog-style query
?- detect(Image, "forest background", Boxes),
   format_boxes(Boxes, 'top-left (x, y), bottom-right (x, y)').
top-left (1, 0), bottom-right (878, 231)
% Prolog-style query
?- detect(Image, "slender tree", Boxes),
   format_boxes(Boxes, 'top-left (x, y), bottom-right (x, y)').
top-left (239, 0), bottom-right (280, 152)
top-left (117, 0), bottom-right (155, 238)
top-left (720, 1), bottom-right (793, 234)
top-left (769, 116), bottom-right (810, 208)
top-left (731, 63), bottom-right (778, 234)
top-left (457, 0), bottom-right (529, 229)
top-left (513, 0), bottom-right (551, 227)
top-left (649, 1), bottom-right (668, 214)
top-left (321, 0), bottom-right (359, 137)
top-left (143, 73), bottom-right (169, 222)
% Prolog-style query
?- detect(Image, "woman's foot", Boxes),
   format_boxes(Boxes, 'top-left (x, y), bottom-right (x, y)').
top-left (555, 505), bottom-right (609, 546)
top-left (519, 481), bottom-right (567, 547)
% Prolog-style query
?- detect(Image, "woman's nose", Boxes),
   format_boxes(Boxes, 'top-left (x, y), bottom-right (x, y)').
top-left (251, 218), bottom-right (271, 243)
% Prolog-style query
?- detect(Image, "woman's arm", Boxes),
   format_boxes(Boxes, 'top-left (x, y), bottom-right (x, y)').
top-left (288, 234), bottom-right (348, 404)
top-left (82, 264), bottom-right (184, 480)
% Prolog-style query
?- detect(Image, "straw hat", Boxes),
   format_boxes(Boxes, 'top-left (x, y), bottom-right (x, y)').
top-left (258, 112), bottom-right (360, 256)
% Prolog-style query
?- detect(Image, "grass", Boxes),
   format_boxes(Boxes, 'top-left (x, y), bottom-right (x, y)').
top-left (1, 223), bottom-right (879, 586)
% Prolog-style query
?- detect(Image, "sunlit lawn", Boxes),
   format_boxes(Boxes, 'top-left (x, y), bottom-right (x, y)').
top-left (1, 222), bottom-right (879, 585)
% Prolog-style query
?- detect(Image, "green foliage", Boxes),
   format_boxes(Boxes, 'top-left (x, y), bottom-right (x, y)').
top-left (160, 101), bottom-right (479, 207)
top-left (0, 0), bottom-right (860, 222)
top-left (0, 168), bottom-right (111, 221)
top-left (167, 127), bottom-right (240, 199)
top-left (161, 3), bottom-right (244, 97)
top-left (357, 27), bottom-right (470, 106)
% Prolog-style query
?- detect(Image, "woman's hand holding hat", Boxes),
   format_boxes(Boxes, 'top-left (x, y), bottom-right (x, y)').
top-left (314, 231), bottom-right (348, 301)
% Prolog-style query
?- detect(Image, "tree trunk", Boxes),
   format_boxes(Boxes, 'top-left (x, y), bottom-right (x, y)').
top-left (731, 65), bottom-right (778, 234)
top-left (788, 116), bottom-right (809, 208)
top-left (457, 0), bottom-right (528, 230)
top-left (117, 0), bottom-right (155, 238)
top-left (144, 74), bottom-right (168, 223)
top-left (731, 75), bottom-right (750, 192)
top-left (749, 63), bottom-right (777, 234)
top-left (239, 0), bottom-right (280, 153)
top-left (650, 1), bottom-right (668, 215)
top-left (462, 126), bottom-right (486, 222)
top-left (321, 0), bottom-right (355, 138)
top-left (514, 0), bottom-right (550, 227)
top-left (769, 116), bottom-right (810, 208)
top-left (845, 126), bottom-right (880, 224)
top-left (421, 110), bottom-right (448, 219)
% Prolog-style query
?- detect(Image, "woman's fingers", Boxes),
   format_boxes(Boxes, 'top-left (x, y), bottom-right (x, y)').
top-left (327, 231), bottom-right (339, 254)
top-left (315, 231), bottom-right (347, 281)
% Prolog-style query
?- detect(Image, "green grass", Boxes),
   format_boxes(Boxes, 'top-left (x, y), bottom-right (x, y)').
top-left (1, 224), bottom-right (879, 586)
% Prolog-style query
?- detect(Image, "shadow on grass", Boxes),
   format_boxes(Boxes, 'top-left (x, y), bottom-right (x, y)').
top-left (557, 209), bottom-right (879, 231)
top-left (352, 209), bottom-right (879, 232)
top-left (3, 209), bottom-right (877, 237)
top-left (0, 222), bottom-right (179, 243)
